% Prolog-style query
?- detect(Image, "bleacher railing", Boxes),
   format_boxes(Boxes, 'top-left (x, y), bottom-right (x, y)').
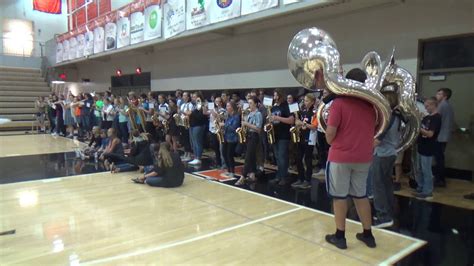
top-left (0, 36), bottom-right (44, 58)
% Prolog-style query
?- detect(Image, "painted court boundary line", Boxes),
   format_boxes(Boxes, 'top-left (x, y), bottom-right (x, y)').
top-left (82, 207), bottom-right (302, 265)
top-left (188, 173), bottom-right (427, 265)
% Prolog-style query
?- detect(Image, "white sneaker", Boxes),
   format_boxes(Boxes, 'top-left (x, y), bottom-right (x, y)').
top-left (188, 159), bottom-right (201, 165)
top-left (181, 156), bottom-right (192, 162)
top-left (315, 169), bottom-right (325, 176)
top-left (51, 132), bottom-right (58, 136)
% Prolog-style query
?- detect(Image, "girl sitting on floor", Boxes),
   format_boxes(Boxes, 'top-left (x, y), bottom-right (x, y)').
top-left (132, 142), bottom-right (184, 188)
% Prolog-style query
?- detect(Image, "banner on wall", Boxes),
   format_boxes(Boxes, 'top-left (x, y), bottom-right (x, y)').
top-left (76, 27), bottom-right (85, 58)
top-left (241, 0), bottom-right (278, 16)
top-left (144, 0), bottom-right (162, 41)
top-left (130, 0), bottom-right (145, 44)
top-left (104, 11), bottom-right (117, 51)
top-left (93, 15), bottom-right (105, 54)
top-left (283, 0), bottom-right (303, 4)
top-left (209, 0), bottom-right (241, 24)
top-left (84, 21), bottom-right (95, 56)
top-left (56, 36), bottom-right (63, 63)
top-left (186, 0), bottom-right (211, 30)
top-left (63, 37), bottom-right (70, 61)
top-left (69, 32), bottom-right (78, 60)
top-left (116, 5), bottom-right (131, 48)
top-left (33, 0), bottom-right (62, 14)
top-left (163, 0), bottom-right (185, 39)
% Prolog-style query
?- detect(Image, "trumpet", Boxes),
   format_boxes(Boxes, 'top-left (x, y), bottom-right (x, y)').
top-left (264, 106), bottom-right (275, 145)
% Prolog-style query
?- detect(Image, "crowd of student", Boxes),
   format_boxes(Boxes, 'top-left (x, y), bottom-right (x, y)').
top-left (33, 68), bottom-right (455, 247)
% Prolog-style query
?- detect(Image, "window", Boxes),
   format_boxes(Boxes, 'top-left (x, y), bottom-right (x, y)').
top-left (421, 35), bottom-right (474, 70)
top-left (2, 19), bottom-right (34, 57)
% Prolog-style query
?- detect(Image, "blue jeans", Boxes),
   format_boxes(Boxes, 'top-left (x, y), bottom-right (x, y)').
top-left (190, 125), bottom-right (205, 159)
top-left (415, 153), bottom-right (434, 195)
top-left (273, 139), bottom-right (290, 179)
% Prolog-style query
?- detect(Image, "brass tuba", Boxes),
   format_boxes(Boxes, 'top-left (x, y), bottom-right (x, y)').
top-left (287, 28), bottom-right (391, 138)
top-left (378, 50), bottom-right (421, 152)
top-left (263, 106), bottom-right (275, 145)
top-left (126, 105), bottom-right (139, 131)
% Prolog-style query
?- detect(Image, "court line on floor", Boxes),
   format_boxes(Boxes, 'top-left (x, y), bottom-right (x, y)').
top-left (189, 173), bottom-right (427, 264)
top-left (0, 171), bottom-right (110, 187)
top-left (82, 207), bottom-right (302, 265)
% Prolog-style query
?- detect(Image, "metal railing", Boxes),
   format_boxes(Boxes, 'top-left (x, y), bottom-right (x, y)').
top-left (0, 36), bottom-right (45, 58)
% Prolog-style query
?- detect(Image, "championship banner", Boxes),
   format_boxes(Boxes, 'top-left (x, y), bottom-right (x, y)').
top-left (116, 5), bottom-right (131, 48)
top-left (210, 0), bottom-right (241, 24)
top-left (241, 0), bottom-right (278, 16)
top-left (84, 21), bottom-right (95, 56)
top-left (76, 27), bottom-right (85, 58)
top-left (186, 0), bottom-right (211, 30)
top-left (63, 38), bottom-right (70, 61)
top-left (33, 0), bottom-right (61, 14)
top-left (56, 36), bottom-right (63, 63)
top-left (144, 0), bottom-right (162, 41)
top-left (104, 11), bottom-right (117, 51)
top-left (93, 15), bottom-right (105, 54)
top-left (69, 34), bottom-right (78, 60)
top-left (130, 0), bottom-right (145, 45)
top-left (163, 0), bottom-right (185, 39)
top-left (283, 0), bottom-right (303, 4)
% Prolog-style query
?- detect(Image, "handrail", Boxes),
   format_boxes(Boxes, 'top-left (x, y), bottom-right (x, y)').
top-left (0, 36), bottom-right (45, 58)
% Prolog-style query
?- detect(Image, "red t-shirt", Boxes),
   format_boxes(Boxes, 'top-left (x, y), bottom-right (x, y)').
top-left (327, 97), bottom-right (376, 163)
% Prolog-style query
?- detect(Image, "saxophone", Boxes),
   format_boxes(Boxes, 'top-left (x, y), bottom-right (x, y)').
top-left (290, 111), bottom-right (301, 143)
top-left (235, 109), bottom-right (248, 144)
top-left (126, 105), bottom-right (139, 131)
top-left (263, 106), bottom-right (275, 145)
top-left (214, 110), bottom-right (225, 144)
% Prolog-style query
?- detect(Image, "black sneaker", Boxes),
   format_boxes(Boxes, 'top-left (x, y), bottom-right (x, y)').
top-left (413, 192), bottom-right (433, 200)
top-left (434, 180), bottom-right (446, 188)
top-left (325, 234), bottom-right (347, 249)
top-left (269, 178), bottom-right (280, 184)
top-left (299, 180), bottom-right (311, 189)
top-left (356, 233), bottom-right (376, 248)
top-left (393, 181), bottom-right (401, 191)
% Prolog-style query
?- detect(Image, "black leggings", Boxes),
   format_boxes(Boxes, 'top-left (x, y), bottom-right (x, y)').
top-left (297, 141), bottom-right (314, 181)
top-left (180, 127), bottom-right (192, 153)
top-left (210, 132), bottom-right (222, 166)
top-left (223, 141), bottom-right (237, 173)
top-left (243, 132), bottom-right (259, 177)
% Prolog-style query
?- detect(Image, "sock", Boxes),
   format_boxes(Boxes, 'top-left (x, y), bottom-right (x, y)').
top-left (363, 229), bottom-right (373, 238)
top-left (335, 229), bottom-right (345, 239)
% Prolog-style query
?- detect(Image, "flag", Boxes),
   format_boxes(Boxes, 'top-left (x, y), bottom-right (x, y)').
top-left (33, 0), bottom-right (62, 14)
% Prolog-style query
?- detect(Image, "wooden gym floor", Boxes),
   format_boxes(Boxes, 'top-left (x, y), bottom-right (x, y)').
top-left (0, 135), bottom-right (426, 265)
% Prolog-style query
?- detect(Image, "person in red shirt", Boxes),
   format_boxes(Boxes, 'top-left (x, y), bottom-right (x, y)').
top-left (324, 68), bottom-right (377, 249)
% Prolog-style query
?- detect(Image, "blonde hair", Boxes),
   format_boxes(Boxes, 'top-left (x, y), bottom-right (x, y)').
top-left (304, 93), bottom-right (316, 103)
top-left (158, 142), bottom-right (173, 168)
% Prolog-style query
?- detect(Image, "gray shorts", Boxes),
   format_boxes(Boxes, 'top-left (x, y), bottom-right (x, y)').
top-left (326, 161), bottom-right (371, 199)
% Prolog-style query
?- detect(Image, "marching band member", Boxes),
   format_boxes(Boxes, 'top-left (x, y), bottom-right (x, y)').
top-left (166, 98), bottom-right (180, 152)
top-left (221, 101), bottom-right (240, 178)
top-left (187, 92), bottom-right (207, 165)
top-left (206, 97), bottom-right (226, 168)
top-left (291, 93), bottom-right (318, 189)
top-left (157, 94), bottom-right (170, 142)
top-left (179, 92), bottom-right (193, 161)
top-left (235, 96), bottom-right (263, 186)
top-left (269, 89), bottom-right (295, 186)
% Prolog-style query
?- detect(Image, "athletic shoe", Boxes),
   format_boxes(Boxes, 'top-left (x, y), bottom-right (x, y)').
top-left (181, 156), bottom-right (192, 162)
top-left (413, 192), bottom-right (433, 200)
top-left (51, 132), bottom-right (58, 136)
top-left (188, 159), bottom-right (201, 165)
top-left (314, 169), bottom-right (325, 176)
top-left (291, 180), bottom-right (303, 188)
top-left (356, 233), bottom-right (376, 248)
top-left (325, 234), bottom-right (347, 249)
top-left (269, 178), bottom-right (280, 184)
top-left (299, 180), bottom-right (311, 189)
top-left (373, 219), bottom-right (394, 228)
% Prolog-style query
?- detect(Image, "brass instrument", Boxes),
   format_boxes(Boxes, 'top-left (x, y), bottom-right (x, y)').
top-left (126, 105), bottom-right (139, 131)
top-left (173, 113), bottom-right (181, 126)
top-left (235, 110), bottom-right (247, 144)
top-left (214, 110), bottom-right (225, 144)
top-left (151, 112), bottom-right (161, 127)
top-left (135, 99), bottom-right (147, 132)
top-left (290, 111), bottom-right (301, 143)
top-left (181, 114), bottom-right (190, 129)
top-left (263, 106), bottom-right (275, 145)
